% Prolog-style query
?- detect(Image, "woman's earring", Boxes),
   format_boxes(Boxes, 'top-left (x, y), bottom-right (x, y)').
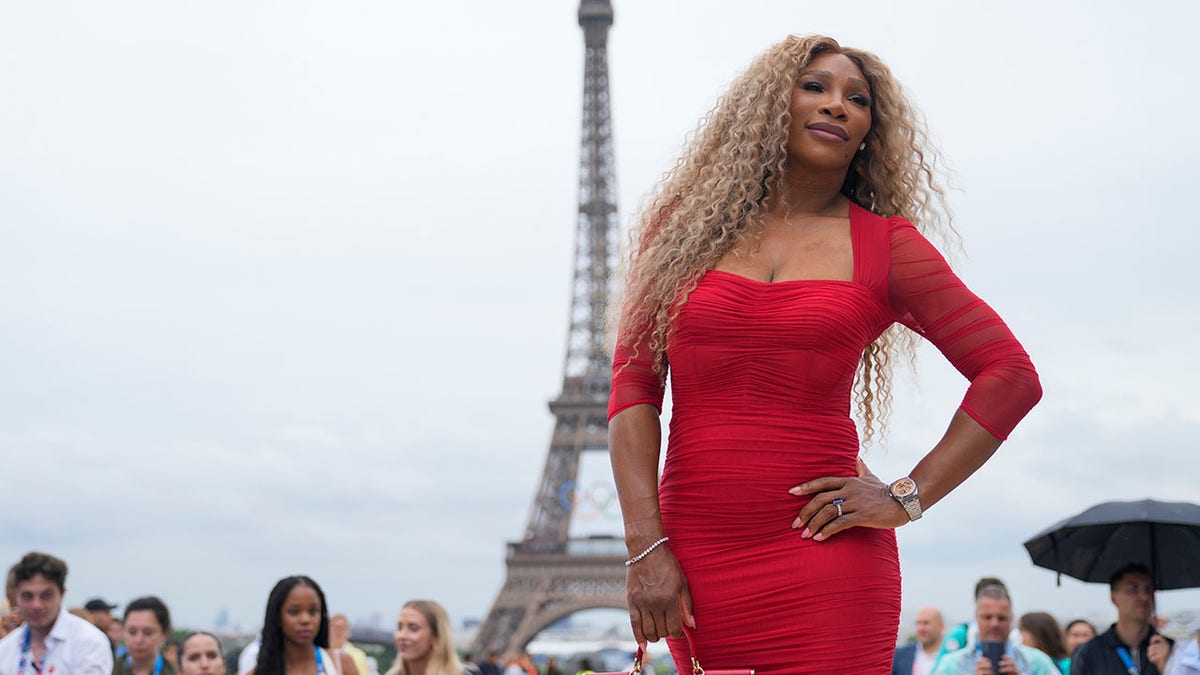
top-left (859, 142), bottom-right (866, 151)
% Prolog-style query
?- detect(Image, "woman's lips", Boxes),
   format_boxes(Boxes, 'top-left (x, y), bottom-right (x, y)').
top-left (807, 123), bottom-right (848, 141)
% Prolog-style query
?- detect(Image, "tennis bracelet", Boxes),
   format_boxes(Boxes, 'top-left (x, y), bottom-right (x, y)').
top-left (625, 536), bottom-right (670, 567)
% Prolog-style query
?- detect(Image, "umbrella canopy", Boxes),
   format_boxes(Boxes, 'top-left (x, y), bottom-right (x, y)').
top-left (1023, 499), bottom-right (1200, 590)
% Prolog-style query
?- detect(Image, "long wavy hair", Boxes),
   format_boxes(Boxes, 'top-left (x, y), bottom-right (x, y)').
top-left (384, 600), bottom-right (462, 675)
top-left (614, 34), bottom-right (953, 445)
top-left (1018, 612), bottom-right (1068, 661)
top-left (255, 576), bottom-right (330, 675)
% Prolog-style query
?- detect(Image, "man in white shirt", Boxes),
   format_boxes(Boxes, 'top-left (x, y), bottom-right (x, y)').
top-left (0, 552), bottom-right (113, 675)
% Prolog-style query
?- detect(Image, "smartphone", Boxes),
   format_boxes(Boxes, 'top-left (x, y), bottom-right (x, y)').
top-left (979, 641), bottom-right (1005, 674)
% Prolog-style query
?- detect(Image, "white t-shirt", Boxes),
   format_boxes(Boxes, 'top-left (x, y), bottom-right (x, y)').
top-left (913, 646), bottom-right (937, 675)
top-left (238, 638), bottom-right (260, 675)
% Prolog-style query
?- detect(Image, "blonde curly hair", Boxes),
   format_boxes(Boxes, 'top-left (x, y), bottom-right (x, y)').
top-left (614, 34), bottom-right (954, 446)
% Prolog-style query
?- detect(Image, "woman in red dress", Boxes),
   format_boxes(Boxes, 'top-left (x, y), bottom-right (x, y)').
top-left (608, 35), bottom-right (1042, 674)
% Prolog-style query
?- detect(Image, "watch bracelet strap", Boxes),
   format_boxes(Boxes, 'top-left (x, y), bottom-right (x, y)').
top-left (901, 497), bottom-right (922, 521)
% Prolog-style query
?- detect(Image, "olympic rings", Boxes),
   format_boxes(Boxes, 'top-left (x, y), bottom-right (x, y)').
top-left (557, 480), bottom-right (622, 521)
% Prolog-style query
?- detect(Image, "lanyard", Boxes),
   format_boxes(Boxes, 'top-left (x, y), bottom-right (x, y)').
top-left (18, 627), bottom-right (57, 675)
top-left (1115, 646), bottom-right (1140, 675)
top-left (125, 653), bottom-right (165, 675)
top-left (314, 647), bottom-right (325, 675)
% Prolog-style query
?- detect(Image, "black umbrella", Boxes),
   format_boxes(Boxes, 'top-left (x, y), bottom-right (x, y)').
top-left (1023, 499), bottom-right (1200, 590)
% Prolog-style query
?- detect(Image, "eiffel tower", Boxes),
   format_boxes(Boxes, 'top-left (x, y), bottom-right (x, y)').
top-left (472, 0), bottom-right (626, 657)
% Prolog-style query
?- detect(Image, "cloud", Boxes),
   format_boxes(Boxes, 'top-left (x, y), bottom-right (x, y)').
top-left (2, 0), bottom-right (1200, 637)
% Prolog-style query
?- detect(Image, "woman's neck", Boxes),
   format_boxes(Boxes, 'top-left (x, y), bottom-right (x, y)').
top-left (773, 162), bottom-right (848, 218)
top-left (403, 655), bottom-right (430, 675)
top-left (284, 640), bottom-right (316, 673)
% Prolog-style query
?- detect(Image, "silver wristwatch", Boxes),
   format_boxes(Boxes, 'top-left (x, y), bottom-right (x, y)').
top-left (888, 476), bottom-right (923, 521)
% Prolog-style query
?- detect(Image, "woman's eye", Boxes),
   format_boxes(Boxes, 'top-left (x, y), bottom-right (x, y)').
top-left (850, 95), bottom-right (871, 107)
top-left (801, 82), bottom-right (823, 92)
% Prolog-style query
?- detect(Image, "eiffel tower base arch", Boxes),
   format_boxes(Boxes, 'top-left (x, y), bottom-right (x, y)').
top-left (472, 545), bottom-right (628, 656)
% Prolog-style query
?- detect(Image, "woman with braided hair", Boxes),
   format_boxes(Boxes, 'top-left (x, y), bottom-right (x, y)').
top-left (608, 34), bottom-right (1041, 673)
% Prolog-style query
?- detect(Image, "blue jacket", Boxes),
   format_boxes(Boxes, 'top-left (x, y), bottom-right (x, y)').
top-left (893, 643), bottom-right (917, 675)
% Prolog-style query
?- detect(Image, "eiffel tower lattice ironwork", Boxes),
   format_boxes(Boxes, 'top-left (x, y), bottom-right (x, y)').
top-left (472, 0), bottom-right (627, 657)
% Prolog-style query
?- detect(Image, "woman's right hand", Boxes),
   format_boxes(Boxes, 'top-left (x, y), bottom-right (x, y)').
top-left (625, 545), bottom-right (695, 645)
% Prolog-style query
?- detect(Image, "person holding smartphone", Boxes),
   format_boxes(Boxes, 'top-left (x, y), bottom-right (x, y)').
top-left (933, 583), bottom-right (1056, 675)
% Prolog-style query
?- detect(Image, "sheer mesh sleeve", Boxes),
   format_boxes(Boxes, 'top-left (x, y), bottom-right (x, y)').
top-left (887, 218), bottom-right (1042, 439)
top-left (607, 321), bottom-right (666, 420)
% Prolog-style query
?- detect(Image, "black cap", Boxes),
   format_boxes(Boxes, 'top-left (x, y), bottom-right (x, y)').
top-left (83, 598), bottom-right (118, 612)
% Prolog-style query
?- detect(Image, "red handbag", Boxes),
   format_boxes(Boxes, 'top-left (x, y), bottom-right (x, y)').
top-left (593, 628), bottom-right (755, 675)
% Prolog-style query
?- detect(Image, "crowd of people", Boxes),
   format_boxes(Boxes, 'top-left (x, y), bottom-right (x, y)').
top-left (0, 552), bottom-right (485, 675)
top-left (2, 551), bottom-right (1199, 675)
top-left (892, 568), bottom-right (1199, 675)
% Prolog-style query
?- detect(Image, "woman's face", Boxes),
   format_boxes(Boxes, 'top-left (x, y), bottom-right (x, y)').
top-left (394, 606), bottom-right (436, 663)
top-left (124, 610), bottom-right (165, 662)
top-left (786, 52), bottom-right (872, 173)
top-left (279, 585), bottom-right (322, 646)
top-left (1065, 622), bottom-right (1096, 654)
top-left (179, 635), bottom-right (227, 675)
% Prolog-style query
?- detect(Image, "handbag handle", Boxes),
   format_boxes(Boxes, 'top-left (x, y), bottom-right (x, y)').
top-left (622, 627), bottom-right (754, 675)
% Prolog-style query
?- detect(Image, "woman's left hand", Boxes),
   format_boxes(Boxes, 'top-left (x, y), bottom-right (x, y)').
top-left (789, 458), bottom-right (910, 541)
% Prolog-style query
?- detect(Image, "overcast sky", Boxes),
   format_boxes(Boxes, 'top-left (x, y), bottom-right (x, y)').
top-left (2, 0), bottom-right (1198, 639)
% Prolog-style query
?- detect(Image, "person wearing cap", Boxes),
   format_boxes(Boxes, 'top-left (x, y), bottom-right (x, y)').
top-left (84, 598), bottom-right (119, 634)
top-left (0, 551), bottom-right (113, 675)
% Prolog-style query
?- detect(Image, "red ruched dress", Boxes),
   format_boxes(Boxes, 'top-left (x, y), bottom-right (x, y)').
top-left (608, 203), bottom-right (1041, 674)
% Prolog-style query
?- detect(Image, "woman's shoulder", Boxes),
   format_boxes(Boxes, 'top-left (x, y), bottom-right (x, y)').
top-left (847, 202), bottom-right (920, 290)
top-left (849, 202), bottom-right (921, 257)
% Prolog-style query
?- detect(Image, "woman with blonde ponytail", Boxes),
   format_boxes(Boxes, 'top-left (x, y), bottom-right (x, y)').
top-left (608, 35), bottom-right (1041, 673)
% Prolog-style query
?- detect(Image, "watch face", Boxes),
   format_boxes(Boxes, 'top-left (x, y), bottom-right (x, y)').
top-left (891, 478), bottom-right (917, 497)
